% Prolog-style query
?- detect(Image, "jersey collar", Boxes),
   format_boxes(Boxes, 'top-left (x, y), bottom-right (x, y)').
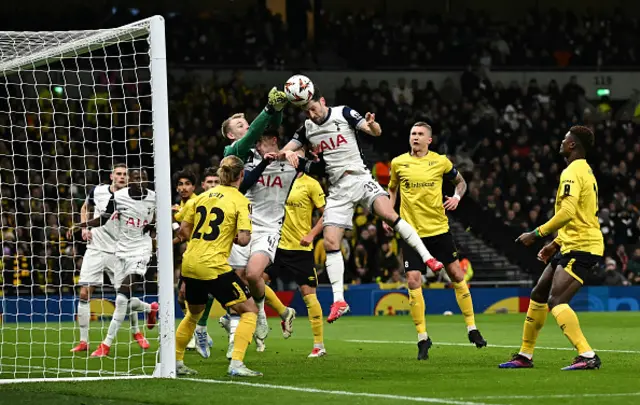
top-left (317, 107), bottom-right (332, 126)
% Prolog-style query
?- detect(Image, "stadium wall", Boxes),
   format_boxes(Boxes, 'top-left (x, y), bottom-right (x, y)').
top-left (2, 286), bottom-right (639, 323)
top-left (172, 70), bottom-right (631, 100)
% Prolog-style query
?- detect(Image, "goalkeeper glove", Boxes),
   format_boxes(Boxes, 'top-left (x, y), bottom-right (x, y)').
top-left (266, 87), bottom-right (288, 113)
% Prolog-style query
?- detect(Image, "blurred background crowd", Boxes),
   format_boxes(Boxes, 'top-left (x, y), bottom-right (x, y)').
top-left (1, 1), bottom-right (640, 294)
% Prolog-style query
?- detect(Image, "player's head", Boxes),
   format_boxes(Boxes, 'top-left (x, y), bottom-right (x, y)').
top-left (218, 156), bottom-right (245, 187)
top-left (562, 125), bottom-right (594, 158)
top-left (221, 113), bottom-right (249, 141)
top-left (202, 166), bottom-right (220, 191)
top-left (303, 88), bottom-right (328, 125)
top-left (175, 169), bottom-right (196, 200)
top-left (128, 168), bottom-right (148, 193)
top-left (255, 131), bottom-right (280, 156)
top-left (409, 121), bottom-right (433, 153)
top-left (110, 163), bottom-right (127, 190)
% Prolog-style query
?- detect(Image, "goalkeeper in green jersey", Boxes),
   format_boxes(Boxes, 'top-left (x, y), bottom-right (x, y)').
top-left (189, 87), bottom-right (288, 359)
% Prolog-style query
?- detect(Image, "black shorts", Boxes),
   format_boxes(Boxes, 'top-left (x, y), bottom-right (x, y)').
top-left (183, 271), bottom-right (251, 307)
top-left (266, 248), bottom-right (318, 287)
top-left (557, 251), bottom-right (602, 285)
top-left (402, 232), bottom-right (458, 273)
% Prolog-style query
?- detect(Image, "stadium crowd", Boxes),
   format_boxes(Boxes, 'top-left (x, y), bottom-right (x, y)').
top-left (165, 8), bottom-right (640, 69)
top-left (2, 66), bottom-right (640, 293)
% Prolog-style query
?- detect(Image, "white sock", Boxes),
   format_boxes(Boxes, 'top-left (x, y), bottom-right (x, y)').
top-left (129, 297), bottom-right (151, 313)
top-left (104, 293), bottom-right (128, 347)
top-left (77, 299), bottom-right (90, 343)
top-left (195, 324), bottom-right (206, 333)
top-left (467, 325), bottom-right (477, 332)
top-left (230, 359), bottom-right (243, 368)
top-left (394, 219), bottom-right (433, 261)
top-left (518, 352), bottom-right (533, 360)
top-left (325, 251), bottom-right (345, 302)
top-left (176, 360), bottom-right (184, 367)
top-left (418, 332), bottom-right (428, 342)
top-left (580, 351), bottom-right (596, 359)
top-left (229, 315), bottom-right (240, 343)
top-left (129, 310), bottom-right (140, 334)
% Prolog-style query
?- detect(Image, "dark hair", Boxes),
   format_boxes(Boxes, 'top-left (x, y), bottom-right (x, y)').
top-left (175, 169), bottom-right (196, 185)
top-left (202, 166), bottom-right (219, 179)
top-left (112, 162), bottom-right (127, 171)
top-left (569, 125), bottom-right (595, 152)
top-left (311, 85), bottom-right (322, 102)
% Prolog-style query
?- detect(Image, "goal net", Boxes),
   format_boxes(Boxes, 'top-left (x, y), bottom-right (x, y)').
top-left (0, 16), bottom-right (175, 381)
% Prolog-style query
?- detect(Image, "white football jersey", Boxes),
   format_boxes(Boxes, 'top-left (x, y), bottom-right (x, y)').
top-left (244, 150), bottom-right (298, 233)
top-left (111, 187), bottom-right (156, 258)
top-left (291, 106), bottom-right (369, 184)
top-left (85, 184), bottom-right (118, 253)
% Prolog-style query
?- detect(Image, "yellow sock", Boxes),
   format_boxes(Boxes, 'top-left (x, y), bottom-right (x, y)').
top-left (231, 312), bottom-right (257, 362)
top-left (551, 304), bottom-right (593, 355)
top-left (265, 285), bottom-right (287, 317)
top-left (408, 288), bottom-right (427, 338)
top-left (176, 309), bottom-right (202, 361)
top-left (303, 294), bottom-right (324, 345)
top-left (453, 280), bottom-right (476, 328)
top-left (519, 300), bottom-right (548, 357)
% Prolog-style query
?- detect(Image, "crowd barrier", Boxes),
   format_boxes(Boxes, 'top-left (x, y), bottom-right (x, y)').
top-left (2, 285), bottom-right (639, 323)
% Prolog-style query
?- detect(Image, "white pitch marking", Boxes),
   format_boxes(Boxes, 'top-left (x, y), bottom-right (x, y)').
top-left (464, 392), bottom-right (640, 400)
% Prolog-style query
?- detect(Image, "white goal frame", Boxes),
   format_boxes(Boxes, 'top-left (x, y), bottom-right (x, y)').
top-left (0, 15), bottom-right (175, 381)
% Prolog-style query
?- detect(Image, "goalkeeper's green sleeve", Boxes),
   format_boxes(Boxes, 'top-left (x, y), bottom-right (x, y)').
top-left (223, 108), bottom-right (282, 161)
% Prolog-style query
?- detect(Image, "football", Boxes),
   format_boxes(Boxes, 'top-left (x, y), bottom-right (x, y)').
top-left (284, 74), bottom-right (315, 107)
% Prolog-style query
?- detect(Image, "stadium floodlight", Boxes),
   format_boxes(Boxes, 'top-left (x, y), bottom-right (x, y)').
top-left (0, 15), bottom-right (175, 382)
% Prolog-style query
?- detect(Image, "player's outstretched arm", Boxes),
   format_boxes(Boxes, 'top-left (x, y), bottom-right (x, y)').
top-left (358, 112), bottom-right (382, 137)
top-left (239, 153), bottom-right (276, 194)
top-left (173, 220), bottom-right (193, 245)
top-left (516, 196), bottom-right (578, 246)
top-left (66, 212), bottom-right (111, 239)
top-left (224, 87), bottom-right (287, 159)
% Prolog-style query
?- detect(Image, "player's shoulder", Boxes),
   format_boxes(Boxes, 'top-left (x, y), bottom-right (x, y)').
top-left (114, 187), bottom-right (128, 199)
top-left (93, 183), bottom-right (112, 193)
top-left (391, 153), bottom-right (411, 165)
top-left (145, 189), bottom-right (156, 201)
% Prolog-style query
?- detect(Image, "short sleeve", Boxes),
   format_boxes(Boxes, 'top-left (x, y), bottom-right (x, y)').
top-left (342, 106), bottom-right (365, 130)
top-left (236, 198), bottom-right (252, 232)
top-left (181, 199), bottom-right (196, 224)
top-left (86, 187), bottom-right (96, 207)
top-left (442, 158), bottom-right (457, 181)
top-left (291, 125), bottom-right (307, 146)
top-left (559, 166), bottom-right (581, 199)
top-left (309, 180), bottom-right (326, 209)
top-left (388, 158), bottom-right (399, 190)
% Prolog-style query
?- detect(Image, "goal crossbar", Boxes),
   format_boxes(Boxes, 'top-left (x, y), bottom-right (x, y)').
top-left (0, 18), bottom-right (155, 75)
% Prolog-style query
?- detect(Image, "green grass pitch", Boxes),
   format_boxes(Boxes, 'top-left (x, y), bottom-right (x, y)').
top-left (1, 312), bottom-right (640, 405)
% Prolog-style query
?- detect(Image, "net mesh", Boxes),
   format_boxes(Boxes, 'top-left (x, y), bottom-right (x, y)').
top-left (0, 21), bottom-right (163, 379)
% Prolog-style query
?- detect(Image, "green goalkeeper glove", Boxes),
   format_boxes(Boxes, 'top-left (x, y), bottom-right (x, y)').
top-left (267, 87), bottom-right (288, 112)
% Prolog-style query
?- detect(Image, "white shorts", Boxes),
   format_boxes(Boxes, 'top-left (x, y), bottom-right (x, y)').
top-left (228, 232), bottom-right (280, 268)
top-left (323, 174), bottom-right (388, 229)
top-left (78, 249), bottom-right (119, 286)
top-left (113, 256), bottom-right (150, 290)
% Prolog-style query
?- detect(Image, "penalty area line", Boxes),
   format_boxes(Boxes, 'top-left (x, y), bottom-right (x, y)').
top-left (182, 378), bottom-right (504, 405)
top-left (344, 339), bottom-right (640, 354)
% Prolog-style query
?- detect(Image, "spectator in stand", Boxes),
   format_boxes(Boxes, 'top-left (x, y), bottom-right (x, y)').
top-left (602, 257), bottom-right (630, 286)
top-left (373, 153), bottom-right (392, 188)
top-left (626, 248), bottom-right (640, 285)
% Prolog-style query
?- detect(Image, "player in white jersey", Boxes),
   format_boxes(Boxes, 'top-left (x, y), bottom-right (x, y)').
top-left (282, 91), bottom-right (444, 322)
top-left (70, 163), bottom-right (151, 353)
top-left (68, 169), bottom-right (159, 358)
top-left (226, 132), bottom-right (298, 350)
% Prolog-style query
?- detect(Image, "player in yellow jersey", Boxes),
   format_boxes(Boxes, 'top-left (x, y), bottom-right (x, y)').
top-left (173, 170), bottom-right (198, 313)
top-left (263, 149), bottom-right (327, 357)
top-left (174, 156), bottom-right (261, 377)
top-left (173, 167), bottom-right (220, 357)
top-left (386, 121), bottom-right (487, 360)
top-left (500, 126), bottom-right (603, 371)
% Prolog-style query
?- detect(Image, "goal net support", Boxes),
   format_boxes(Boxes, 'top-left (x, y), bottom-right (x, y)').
top-left (0, 16), bottom-right (175, 381)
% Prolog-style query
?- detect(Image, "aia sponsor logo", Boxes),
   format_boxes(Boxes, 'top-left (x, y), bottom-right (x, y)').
top-left (317, 134), bottom-right (348, 152)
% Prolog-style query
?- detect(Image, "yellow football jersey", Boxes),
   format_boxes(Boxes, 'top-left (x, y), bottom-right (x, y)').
top-left (279, 174), bottom-right (326, 251)
top-left (389, 152), bottom-right (454, 238)
top-left (553, 159), bottom-right (604, 256)
top-left (174, 193), bottom-right (198, 223)
top-left (181, 185), bottom-right (252, 280)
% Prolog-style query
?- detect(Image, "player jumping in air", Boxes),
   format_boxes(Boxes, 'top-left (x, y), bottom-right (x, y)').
top-left (221, 88), bottom-right (291, 345)
top-left (174, 156), bottom-right (260, 377)
top-left (385, 122), bottom-right (487, 360)
top-left (173, 168), bottom-right (220, 357)
top-left (282, 91), bottom-right (444, 323)
top-left (500, 126), bottom-right (603, 370)
top-left (69, 169), bottom-right (159, 358)
top-left (70, 163), bottom-right (151, 352)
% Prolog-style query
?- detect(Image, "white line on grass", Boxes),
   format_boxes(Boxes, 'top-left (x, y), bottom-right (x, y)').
top-left (0, 375), bottom-right (152, 384)
top-left (463, 392), bottom-right (640, 400)
top-left (345, 339), bottom-right (640, 354)
top-left (182, 378), bottom-right (503, 405)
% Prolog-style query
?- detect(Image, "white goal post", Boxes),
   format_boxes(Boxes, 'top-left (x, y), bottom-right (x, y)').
top-left (0, 16), bottom-right (175, 381)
